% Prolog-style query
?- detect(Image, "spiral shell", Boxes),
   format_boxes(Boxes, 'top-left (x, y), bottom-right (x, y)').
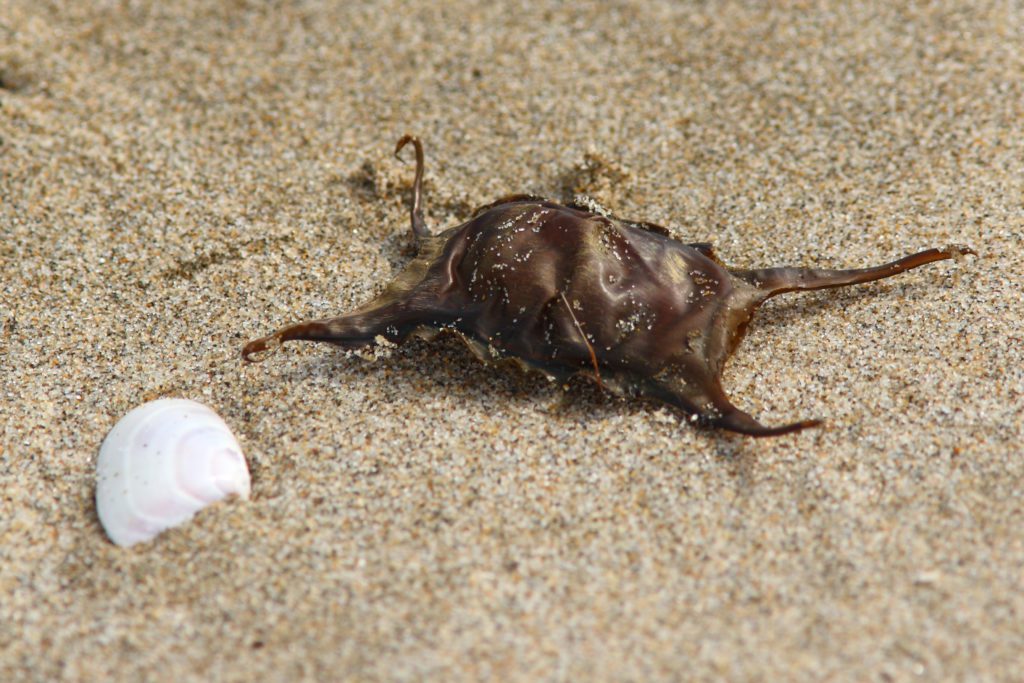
top-left (95, 398), bottom-right (251, 547)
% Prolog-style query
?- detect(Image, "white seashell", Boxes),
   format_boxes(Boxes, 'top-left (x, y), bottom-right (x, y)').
top-left (95, 398), bottom-right (251, 547)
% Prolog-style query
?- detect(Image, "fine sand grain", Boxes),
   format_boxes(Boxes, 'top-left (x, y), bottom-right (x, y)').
top-left (2, 2), bottom-right (1022, 681)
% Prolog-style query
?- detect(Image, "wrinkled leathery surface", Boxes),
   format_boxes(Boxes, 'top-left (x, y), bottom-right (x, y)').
top-left (244, 139), bottom-right (974, 436)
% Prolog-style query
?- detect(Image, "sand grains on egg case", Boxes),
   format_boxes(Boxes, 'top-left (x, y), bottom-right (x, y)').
top-left (243, 136), bottom-right (974, 436)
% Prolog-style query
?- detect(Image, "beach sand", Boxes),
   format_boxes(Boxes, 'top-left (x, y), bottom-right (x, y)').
top-left (2, 1), bottom-right (1022, 680)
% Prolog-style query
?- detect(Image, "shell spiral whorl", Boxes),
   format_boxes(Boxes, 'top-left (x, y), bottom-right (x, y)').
top-left (95, 398), bottom-right (251, 547)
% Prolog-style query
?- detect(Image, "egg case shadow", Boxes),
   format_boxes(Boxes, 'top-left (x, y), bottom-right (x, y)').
top-left (275, 332), bottom-right (630, 421)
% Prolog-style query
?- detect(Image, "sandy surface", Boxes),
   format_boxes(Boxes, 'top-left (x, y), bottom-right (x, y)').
top-left (2, 1), bottom-right (1022, 680)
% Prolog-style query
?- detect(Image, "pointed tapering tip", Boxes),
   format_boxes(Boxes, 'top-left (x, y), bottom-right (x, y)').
top-left (394, 134), bottom-right (419, 160)
top-left (241, 335), bottom-right (281, 363)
